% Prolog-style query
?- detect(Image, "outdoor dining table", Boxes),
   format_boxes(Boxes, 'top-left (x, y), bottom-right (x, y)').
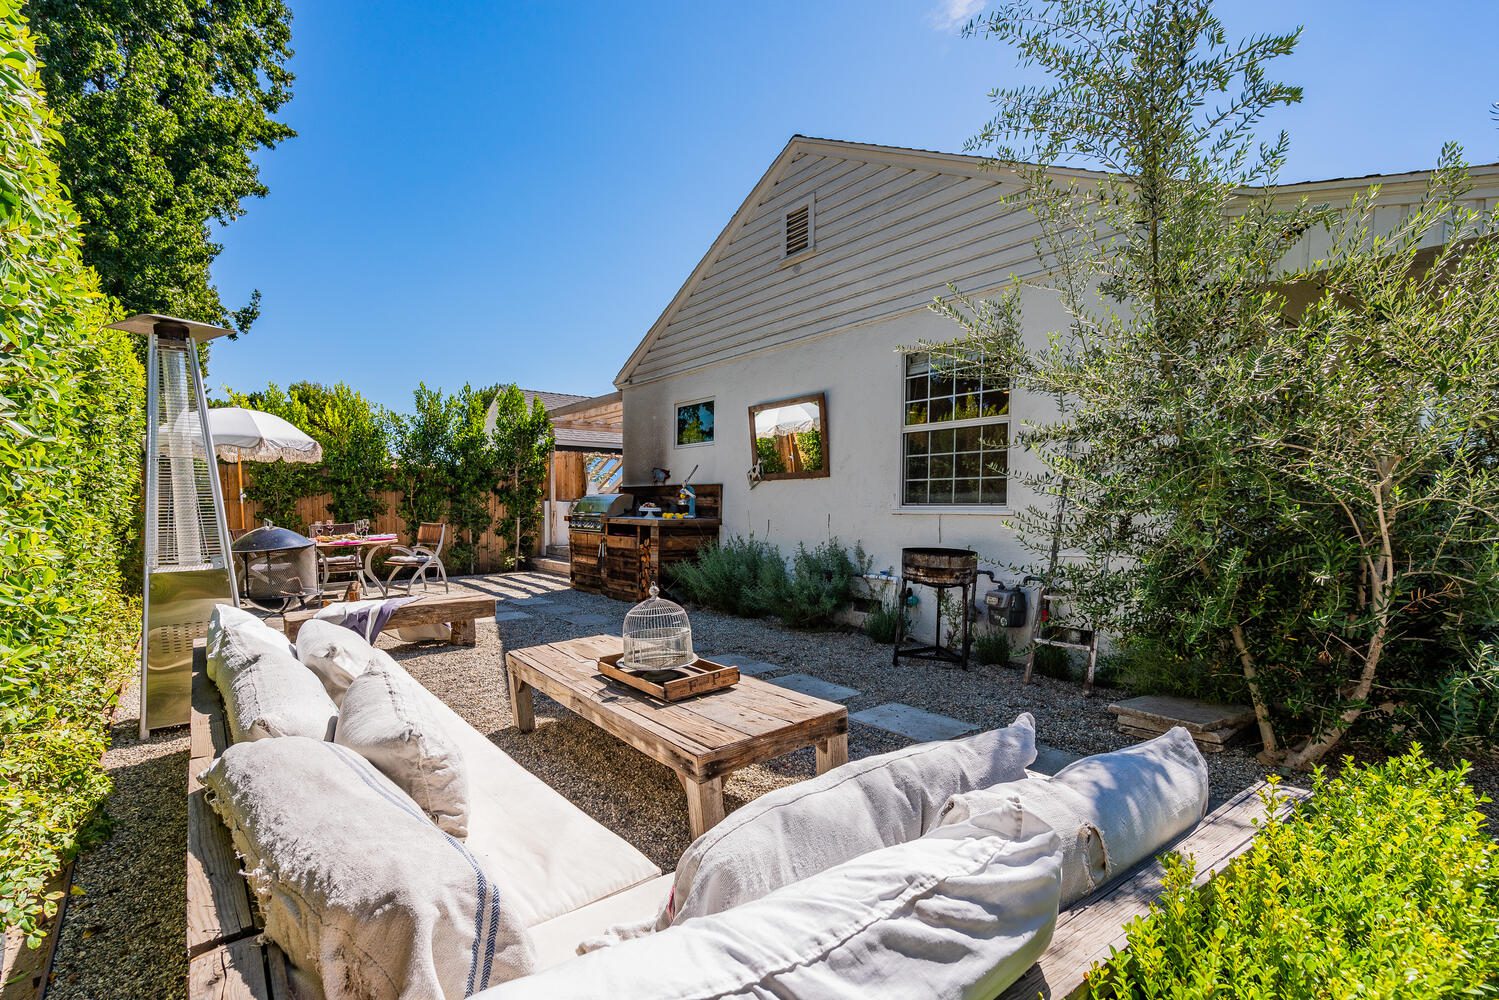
top-left (313, 533), bottom-right (398, 596)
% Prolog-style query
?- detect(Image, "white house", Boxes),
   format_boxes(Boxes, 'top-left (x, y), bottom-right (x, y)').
top-left (614, 135), bottom-right (1498, 632)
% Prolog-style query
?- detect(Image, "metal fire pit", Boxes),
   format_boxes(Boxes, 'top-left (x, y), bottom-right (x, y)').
top-left (894, 547), bottom-right (979, 670)
top-left (232, 523), bottom-right (319, 612)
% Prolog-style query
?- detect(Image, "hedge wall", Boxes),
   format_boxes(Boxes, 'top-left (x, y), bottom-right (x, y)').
top-left (0, 3), bottom-right (144, 945)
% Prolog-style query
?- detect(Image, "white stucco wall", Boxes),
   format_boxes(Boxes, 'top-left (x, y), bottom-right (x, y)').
top-left (621, 286), bottom-right (1070, 638)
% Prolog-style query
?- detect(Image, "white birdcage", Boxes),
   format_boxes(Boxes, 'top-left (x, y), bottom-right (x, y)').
top-left (621, 585), bottom-right (695, 672)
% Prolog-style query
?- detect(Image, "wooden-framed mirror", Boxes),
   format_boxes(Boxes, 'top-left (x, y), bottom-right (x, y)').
top-left (748, 392), bottom-right (829, 480)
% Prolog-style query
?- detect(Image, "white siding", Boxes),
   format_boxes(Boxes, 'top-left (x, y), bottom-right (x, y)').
top-left (627, 151), bottom-right (1042, 384)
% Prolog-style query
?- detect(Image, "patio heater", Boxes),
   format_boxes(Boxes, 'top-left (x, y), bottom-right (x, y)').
top-left (109, 314), bottom-right (238, 736)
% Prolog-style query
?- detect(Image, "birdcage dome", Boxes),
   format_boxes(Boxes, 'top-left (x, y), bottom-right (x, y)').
top-left (621, 585), bottom-right (694, 672)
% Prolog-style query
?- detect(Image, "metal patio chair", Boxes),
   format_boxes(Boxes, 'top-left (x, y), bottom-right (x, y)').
top-left (383, 521), bottom-right (450, 594)
top-left (315, 521), bottom-right (364, 594)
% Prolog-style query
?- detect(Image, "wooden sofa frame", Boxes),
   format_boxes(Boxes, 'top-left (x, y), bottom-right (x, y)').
top-left (186, 651), bottom-right (1307, 999)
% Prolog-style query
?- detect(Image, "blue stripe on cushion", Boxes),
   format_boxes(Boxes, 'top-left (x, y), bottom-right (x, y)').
top-left (323, 743), bottom-right (500, 997)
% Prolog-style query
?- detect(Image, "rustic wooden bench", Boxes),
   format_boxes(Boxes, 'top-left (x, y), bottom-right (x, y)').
top-left (187, 647), bottom-right (1305, 999)
top-left (280, 593), bottom-right (494, 647)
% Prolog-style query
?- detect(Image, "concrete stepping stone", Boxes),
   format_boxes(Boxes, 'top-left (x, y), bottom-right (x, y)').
top-left (768, 673), bottom-right (860, 702)
top-left (707, 654), bottom-right (780, 676)
top-left (502, 594), bottom-right (555, 607)
top-left (493, 610), bottom-right (534, 623)
top-left (851, 703), bottom-right (976, 742)
top-left (1031, 743), bottom-right (1082, 776)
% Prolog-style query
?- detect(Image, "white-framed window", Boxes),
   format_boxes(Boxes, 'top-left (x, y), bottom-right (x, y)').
top-left (901, 352), bottom-right (1009, 506)
top-left (783, 196), bottom-right (815, 259)
top-left (675, 397), bottom-right (715, 448)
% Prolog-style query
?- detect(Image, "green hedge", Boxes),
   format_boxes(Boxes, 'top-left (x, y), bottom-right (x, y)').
top-left (0, 5), bottom-right (143, 945)
top-left (1087, 749), bottom-right (1499, 998)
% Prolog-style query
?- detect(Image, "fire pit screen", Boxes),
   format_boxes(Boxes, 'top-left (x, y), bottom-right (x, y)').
top-left (232, 524), bottom-right (319, 612)
top-left (894, 547), bottom-right (978, 669)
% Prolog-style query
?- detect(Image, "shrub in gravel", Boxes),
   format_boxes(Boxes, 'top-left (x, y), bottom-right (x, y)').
top-left (754, 539), bottom-right (864, 629)
top-left (1085, 749), bottom-right (1499, 998)
top-left (1031, 643), bottom-right (1073, 680)
top-left (974, 629), bottom-right (1012, 666)
top-left (670, 536), bottom-right (786, 617)
top-left (862, 600), bottom-right (903, 644)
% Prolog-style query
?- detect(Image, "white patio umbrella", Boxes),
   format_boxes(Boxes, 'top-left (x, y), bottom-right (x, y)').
top-left (200, 407), bottom-right (323, 527)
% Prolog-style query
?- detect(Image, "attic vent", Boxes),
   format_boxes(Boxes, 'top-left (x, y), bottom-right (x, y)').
top-left (784, 203), bottom-right (812, 257)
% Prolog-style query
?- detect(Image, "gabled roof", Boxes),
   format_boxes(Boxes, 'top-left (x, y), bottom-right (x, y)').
top-left (520, 389), bottom-right (592, 412)
top-left (614, 134), bottom-right (1499, 388)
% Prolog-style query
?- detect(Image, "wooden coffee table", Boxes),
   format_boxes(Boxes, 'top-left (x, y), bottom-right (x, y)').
top-left (505, 635), bottom-right (849, 837)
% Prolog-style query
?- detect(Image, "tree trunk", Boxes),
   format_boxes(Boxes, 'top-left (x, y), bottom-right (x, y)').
top-left (1229, 623), bottom-right (1279, 757)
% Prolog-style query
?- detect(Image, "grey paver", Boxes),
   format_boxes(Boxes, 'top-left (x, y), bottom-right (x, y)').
top-left (851, 702), bottom-right (976, 742)
top-left (493, 610), bottom-right (534, 623)
top-left (708, 653), bottom-right (780, 676)
top-left (502, 594), bottom-right (556, 607)
top-left (767, 673), bottom-right (860, 702)
top-left (1031, 743), bottom-right (1082, 776)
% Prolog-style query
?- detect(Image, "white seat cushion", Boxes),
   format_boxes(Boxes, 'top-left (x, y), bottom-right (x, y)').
top-left (207, 604), bottom-right (336, 743)
top-left (527, 874), bottom-right (674, 971)
top-left (385, 669), bottom-right (662, 926)
top-left (295, 617), bottom-right (398, 706)
top-left (940, 726), bottom-right (1210, 906)
top-left (202, 737), bottom-right (536, 998)
top-left (474, 812), bottom-right (1062, 1000)
top-left (665, 713), bottom-right (1038, 926)
top-left (336, 661), bottom-right (471, 838)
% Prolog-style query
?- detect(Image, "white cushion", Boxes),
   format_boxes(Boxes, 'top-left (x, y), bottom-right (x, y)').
top-left (295, 617), bottom-right (397, 706)
top-left (378, 666), bottom-right (662, 926)
top-left (336, 661), bottom-right (471, 838)
top-left (206, 603), bottom-right (296, 684)
top-left (207, 605), bottom-right (336, 743)
top-left (202, 737), bottom-right (536, 998)
top-left (527, 874), bottom-right (674, 971)
top-left (474, 811), bottom-right (1062, 1000)
top-left (665, 713), bottom-right (1038, 926)
top-left (941, 726), bottom-right (1209, 906)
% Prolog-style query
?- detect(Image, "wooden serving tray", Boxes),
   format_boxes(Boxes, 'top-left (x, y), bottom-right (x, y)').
top-left (598, 652), bottom-right (739, 702)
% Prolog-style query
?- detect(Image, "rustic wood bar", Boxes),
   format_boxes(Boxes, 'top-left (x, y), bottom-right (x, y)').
top-left (280, 593), bottom-right (494, 647)
top-left (569, 484), bottom-right (722, 602)
top-left (504, 634), bottom-right (848, 837)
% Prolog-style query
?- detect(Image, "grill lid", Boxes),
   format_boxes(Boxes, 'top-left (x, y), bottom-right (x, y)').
top-left (232, 524), bottom-right (315, 554)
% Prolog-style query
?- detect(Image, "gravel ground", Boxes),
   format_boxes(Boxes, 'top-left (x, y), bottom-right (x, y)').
top-left (42, 570), bottom-right (1496, 997)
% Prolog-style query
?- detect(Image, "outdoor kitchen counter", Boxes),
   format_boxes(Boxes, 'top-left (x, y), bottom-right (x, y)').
top-left (569, 484), bottom-right (723, 602)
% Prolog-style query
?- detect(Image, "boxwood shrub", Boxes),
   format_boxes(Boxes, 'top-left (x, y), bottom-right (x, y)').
top-left (1086, 749), bottom-right (1499, 998)
top-left (0, 8), bottom-right (144, 945)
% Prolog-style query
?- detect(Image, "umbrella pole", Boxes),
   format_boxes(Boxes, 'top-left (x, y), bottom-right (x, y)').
top-left (236, 457), bottom-right (246, 530)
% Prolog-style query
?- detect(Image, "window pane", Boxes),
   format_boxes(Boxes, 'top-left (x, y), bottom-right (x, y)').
top-left (929, 370), bottom-right (954, 399)
top-left (981, 424), bottom-right (1009, 450)
top-left (905, 402), bottom-right (929, 426)
top-left (931, 428), bottom-right (954, 453)
top-left (905, 431), bottom-right (929, 456)
top-left (905, 353), bottom-right (930, 377)
top-left (981, 478), bottom-right (1008, 504)
top-left (929, 454), bottom-right (953, 480)
top-left (955, 451), bottom-right (981, 478)
top-left (927, 479), bottom-right (954, 504)
top-left (904, 479), bottom-right (927, 505)
top-left (954, 394), bottom-right (982, 421)
top-left (906, 374), bottom-right (929, 403)
top-left (954, 479), bottom-right (981, 504)
top-left (905, 455), bottom-right (927, 480)
top-left (955, 425), bottom-right (982, 452)
top-left (928, 397), bottom-right (953, 423)
top-left (981, 389), bottom-right (1010, 417)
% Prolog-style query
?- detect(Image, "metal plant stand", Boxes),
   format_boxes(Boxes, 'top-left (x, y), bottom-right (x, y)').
top-left (892, 547), bottom-right (979, 670)
top-left (111, 314), bottom-right (238, 736)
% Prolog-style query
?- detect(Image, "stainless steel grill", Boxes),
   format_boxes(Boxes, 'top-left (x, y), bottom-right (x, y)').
top-left (569, 493), bottom-right (634, 532)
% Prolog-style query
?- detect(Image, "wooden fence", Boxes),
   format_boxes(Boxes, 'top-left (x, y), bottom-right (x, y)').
top-left (217, 462), bottom-right (540, 574)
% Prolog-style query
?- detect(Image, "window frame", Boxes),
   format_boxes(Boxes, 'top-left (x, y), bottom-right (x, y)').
top-left (674, 397), bottom-right (716, 449)
top-left (898, 350), bottom-right (1011, 511)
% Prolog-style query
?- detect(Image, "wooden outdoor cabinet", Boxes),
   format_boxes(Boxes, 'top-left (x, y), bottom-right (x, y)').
top-left (568, 484), bottom-right (721, 602)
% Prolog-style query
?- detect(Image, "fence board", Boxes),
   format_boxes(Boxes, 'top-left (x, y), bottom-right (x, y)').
top-left (218, 463), bottom-right (538, 573)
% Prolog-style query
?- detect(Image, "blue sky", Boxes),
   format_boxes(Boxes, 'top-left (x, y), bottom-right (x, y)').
top-left (208, 1), bottom-right (1499, 411)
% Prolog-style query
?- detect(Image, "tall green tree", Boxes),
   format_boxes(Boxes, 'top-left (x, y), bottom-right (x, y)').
top-left (26, 0), bottom-right (294, 331)
top-left (489, 386), bottom-right (555, 570)
top-left (937, 0), bottom-right (1499, 766)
